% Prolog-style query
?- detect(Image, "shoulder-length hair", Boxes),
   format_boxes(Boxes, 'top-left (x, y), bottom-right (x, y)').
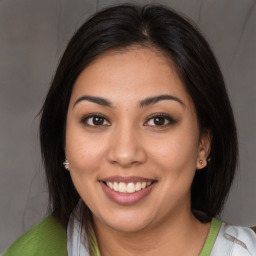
top-left (40, 4), bottom-right (238, 228)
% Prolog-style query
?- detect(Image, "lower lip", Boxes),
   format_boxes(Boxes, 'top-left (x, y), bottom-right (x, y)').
top-left (100, 182), bottom-right (156, 205)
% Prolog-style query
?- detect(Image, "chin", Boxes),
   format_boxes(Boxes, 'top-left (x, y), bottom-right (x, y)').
top-left (108, 220), bottom-right (150, 233)
top-left (95, 211), bottom-right (154, 234)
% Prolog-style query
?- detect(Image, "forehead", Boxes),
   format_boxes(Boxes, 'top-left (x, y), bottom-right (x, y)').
top-left (70, 47), bottom-right (193, 108)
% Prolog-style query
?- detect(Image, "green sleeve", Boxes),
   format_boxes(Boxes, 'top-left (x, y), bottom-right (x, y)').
top-left (3, 215), bottom-right (67, 256)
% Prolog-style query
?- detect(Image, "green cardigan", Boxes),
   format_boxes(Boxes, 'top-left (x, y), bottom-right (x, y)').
top-left (3, 215), bottom-right (67, 256)
top-left (3, 216), bottom-right (221, 256)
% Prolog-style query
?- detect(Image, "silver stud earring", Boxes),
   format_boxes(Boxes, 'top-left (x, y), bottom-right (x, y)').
top-left (63, 158), bottom-right (69, 170)
top-left (199, 160), bottom-right (204, 166)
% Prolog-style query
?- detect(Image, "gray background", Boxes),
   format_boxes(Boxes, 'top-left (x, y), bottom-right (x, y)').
top-left (0, 0), bottom-right (255, 252)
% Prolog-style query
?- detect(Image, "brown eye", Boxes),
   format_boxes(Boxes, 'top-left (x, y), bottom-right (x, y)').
top-left (92, 116), bottom-right (104, 125)
top-left (145, 113), bottom-right (175, 127)
top-left (153, 117), bottom-right (166, 126)
top-left (82, 114), bottom-right (111, 127)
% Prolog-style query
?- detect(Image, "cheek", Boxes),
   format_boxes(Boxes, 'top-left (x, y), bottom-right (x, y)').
top-left (146, 128), bottom-right (200, 203)
top-left (149, 129), bottom-right (199, 171)
top-left (149, 131), bottom-right (199, 204)
top-left (65, 119), bottom-right (107, 174)
top-left (65, 131), bottom-right (105, 209)
top-left (66, 139), bottom-right (106, 177)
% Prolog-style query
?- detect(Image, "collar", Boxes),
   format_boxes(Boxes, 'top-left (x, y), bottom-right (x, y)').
top-left (67, 201), bottom-right (90, 256)
top-left (211, 222), bottom-right (256, 255)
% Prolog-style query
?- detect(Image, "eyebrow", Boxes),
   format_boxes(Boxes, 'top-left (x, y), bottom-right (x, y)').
top-left (139, 94), bottom-right (185, 108)
top-left (73, 95), bottom-right (113, 108)
top-left (73, 94), bottom-right (185, 108)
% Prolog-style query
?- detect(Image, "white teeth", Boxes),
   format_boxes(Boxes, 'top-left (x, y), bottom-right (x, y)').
top-left (127, 183), bottom-right (135, 193)
top-left (107, 182), bottom-right (113, 189)
top-left (135, 182), bottom-right (142, 191)
top-left (105, 181), bottom-right (152, 193)
top-left (119, 182), bottom-right (126, 193)
top-left (113, 182), bottom-right (119, 191)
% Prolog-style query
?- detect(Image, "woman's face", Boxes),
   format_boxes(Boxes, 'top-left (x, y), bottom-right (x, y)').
top-left (65, 47), bottom-right (209, 233)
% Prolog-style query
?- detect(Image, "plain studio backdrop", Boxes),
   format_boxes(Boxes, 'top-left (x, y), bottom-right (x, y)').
top-left (0, 0), bottom-right (255, 252)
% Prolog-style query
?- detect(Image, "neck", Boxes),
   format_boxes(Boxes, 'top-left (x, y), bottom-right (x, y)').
top-left (93, 209), bottom-right (211, 256)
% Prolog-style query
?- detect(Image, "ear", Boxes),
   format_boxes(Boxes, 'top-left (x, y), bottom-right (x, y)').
top-left (196, 129), bottom-right (212, 170)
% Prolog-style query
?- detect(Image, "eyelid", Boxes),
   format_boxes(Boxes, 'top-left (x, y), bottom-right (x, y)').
top-left (81, 113), bottom-right (111, 126)
top-left (144, 113), bottom-right (176, 127)
top-left (80, 112), bottom-right (175, 127)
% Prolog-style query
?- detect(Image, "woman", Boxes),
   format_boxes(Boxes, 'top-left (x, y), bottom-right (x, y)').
top-left (4, 4), bottom-right (256, 256)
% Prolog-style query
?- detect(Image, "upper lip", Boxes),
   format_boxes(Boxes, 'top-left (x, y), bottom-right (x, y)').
top-left (99, 176), bottom-right (156, 183)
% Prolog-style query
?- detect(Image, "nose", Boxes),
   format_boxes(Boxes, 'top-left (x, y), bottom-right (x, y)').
top-left (106, 124), bottom-right (147, 168)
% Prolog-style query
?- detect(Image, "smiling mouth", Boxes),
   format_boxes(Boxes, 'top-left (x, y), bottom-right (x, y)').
top-left (99, 177), bottom-right (157, 205)
top-left (103, 181), bottom-right (153, 193)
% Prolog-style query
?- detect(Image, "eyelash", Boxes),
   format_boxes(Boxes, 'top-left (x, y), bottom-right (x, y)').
top-left (81, 113), bottom-right (110, 127)
top-left (145, 113), bottom-right (176, 127)
top-left (81, 112), bottom-right (176, 128)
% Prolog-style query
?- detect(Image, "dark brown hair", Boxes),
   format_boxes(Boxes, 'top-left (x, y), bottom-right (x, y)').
top-left (40, 4), bottom-right (238, 230)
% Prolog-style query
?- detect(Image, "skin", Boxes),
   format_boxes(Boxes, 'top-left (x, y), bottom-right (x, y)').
top-left (65, 47), bottom-right (211, 255)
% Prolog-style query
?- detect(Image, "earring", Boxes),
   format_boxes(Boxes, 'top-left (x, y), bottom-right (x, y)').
top-left (63, 158), bottom-right (69, 170)
top-left (199, 160), bottom-right (204, 166)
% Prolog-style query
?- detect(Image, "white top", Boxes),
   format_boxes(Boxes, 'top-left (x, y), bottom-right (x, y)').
top-left (67, 204), bottom-right (256, 256)
top-left (211, 222), bottom-right (256, 255)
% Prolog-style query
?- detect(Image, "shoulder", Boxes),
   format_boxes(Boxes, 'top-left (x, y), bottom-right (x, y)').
top-left (211, 221), bottom-right (256, 256)
top-left (3, 215), bottom-right (67, 256)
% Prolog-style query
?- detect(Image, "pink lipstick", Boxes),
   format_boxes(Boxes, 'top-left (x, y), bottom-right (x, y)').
top-left (99, 177), bottom-right (156, 205)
